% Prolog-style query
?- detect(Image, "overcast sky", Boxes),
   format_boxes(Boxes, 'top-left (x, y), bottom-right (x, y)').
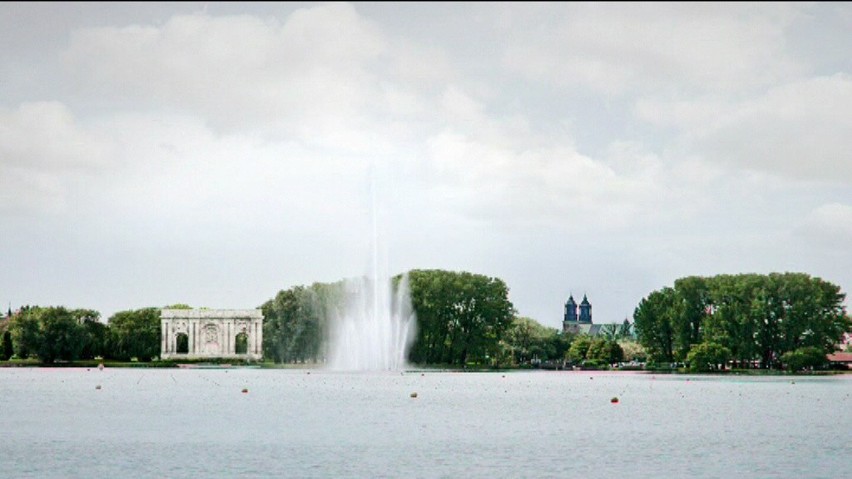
top-left (1, 2), bottom-right (850, 328)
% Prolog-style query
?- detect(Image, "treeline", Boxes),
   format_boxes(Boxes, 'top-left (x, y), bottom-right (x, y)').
top-left (262, 269), bottom-right (640, 368)
top-left (633, 273), bottom-right (851, 371)
top-left (261, 282), bottom-right (341, 363)
top-left (1, 306), bottom-right (161, 363)
top-left (260, 269), bottom-right (519, 366)
top-left (9, 270), bottom-right (841, 371)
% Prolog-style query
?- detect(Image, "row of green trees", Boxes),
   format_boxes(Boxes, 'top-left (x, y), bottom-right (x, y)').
top-left (633, 273), bottom-right (850, 371)
top-left (261, 283), bottom-right (339, 363)
top-left (260, 269), bottom-right (518, 366)
top-left (2, 306), bottom-right (161, 363)
top-left (261, 269), bottom-right (642, 368)
top-left (7, 270), bottom-right (845, 371)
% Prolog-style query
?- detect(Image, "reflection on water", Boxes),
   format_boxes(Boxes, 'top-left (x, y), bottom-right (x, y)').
top-left (0, 368), bottom-right (849, 478)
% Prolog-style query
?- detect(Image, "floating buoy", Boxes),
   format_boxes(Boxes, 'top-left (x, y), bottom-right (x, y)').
top-left (410, 392), bottom-right (418, 398)
top-left (611, 397), bottom-right (619, 403)
top-left (241, 388), bottom-right (249, 394)
top-left (95, 385), bottom-right (102, 390)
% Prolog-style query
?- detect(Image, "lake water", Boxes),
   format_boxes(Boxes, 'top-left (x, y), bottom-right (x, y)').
top-left (0, 368), bottom-right (849, 478)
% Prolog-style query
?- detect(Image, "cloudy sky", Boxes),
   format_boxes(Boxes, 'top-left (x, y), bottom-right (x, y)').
top-left (1, 2), bottom-right (850, 328)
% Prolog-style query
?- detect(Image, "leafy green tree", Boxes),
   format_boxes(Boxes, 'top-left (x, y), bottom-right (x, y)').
top-left (262, 282), bottom-right (338, 363)
top-left (619, 340), bottom-right (646, 362)
top-left (9, 306), bottom-right (41, 359)
top-left (639, 273), bottom-right (849, 370)
top-left (7, 306), bottom-right (93, 363)
top-left (672, 276), bottom-right (710, 360)
top-left (263, 287), bottom-right (304, 363)
top-left (504, 316), bottom-right (559, 364)
top-left (1, 331), bottom-right (12, 360)
top-left (567, 335), bottom-right (593, 364)
top-left (407, 269), bottom-right (515, 366)
top-left (80, 317), bottom-right (108, 359)
top-left (633, 288), bottom-right (676, 363)
top-left (780, 346), bottom-right (827, 372)
top-left (107, 308), bottom-right (161, 361)
top-left (37, 307), bottom-right (89, 363)
top-left (686, 342), bottom-right (731, 372)
top-left (550, 331), bottom-right (573, 363)
top-left (587, 338), bottom-right (624, 364)
top-left (702, 274), bottom-right (763, 367)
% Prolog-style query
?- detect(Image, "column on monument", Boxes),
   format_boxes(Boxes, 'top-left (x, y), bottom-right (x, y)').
top-left (227, 320), bottom-right (232, 355)
top-left (218, 320), bottom-right (224, 356)
top-left (253, 320), bottom-right (259, 355)
top-left (161, 322), bottom-right (167, 356)
top-left (249, 320), bottom-right (254, 355)
top-left (189, 320), bottom-right (196, 355)
top-left (255, 318), bottom-right (262, 355)
top-left (250, 321), bottom-right (255, 354)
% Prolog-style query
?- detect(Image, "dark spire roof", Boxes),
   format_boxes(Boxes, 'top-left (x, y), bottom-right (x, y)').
top-left (580, 294), bottom-right (590, 306)
top-left (566, 294), bottom-right (576, 305)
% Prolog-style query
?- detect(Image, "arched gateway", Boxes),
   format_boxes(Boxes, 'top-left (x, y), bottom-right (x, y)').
top-left (160, 309), bottom-right (263, 360)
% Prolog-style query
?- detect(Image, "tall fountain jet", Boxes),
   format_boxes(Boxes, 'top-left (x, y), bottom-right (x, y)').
top-left (326, 166), bottom-right (417, 371)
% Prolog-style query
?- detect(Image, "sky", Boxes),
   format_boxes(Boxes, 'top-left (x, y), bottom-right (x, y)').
top-left (1, 2), bottom-right (850, 329)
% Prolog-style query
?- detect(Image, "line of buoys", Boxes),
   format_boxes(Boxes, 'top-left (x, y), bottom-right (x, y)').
top-left (610, 397), bottom-right (619, 404)
top-left (95, 385), bottom-right (102, 390)
top-left (241, 388), bottom-right (248, 394)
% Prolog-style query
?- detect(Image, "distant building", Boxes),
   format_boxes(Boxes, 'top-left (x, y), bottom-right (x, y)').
top-left (563, 294), bottom-right (601, 336)
top-left (160, 309), bottom-right (264, 361)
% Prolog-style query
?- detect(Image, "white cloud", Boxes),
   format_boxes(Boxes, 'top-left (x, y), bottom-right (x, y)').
top-left (0, 101), bottom-right (112, 170)
top-left (423, 129), bottom-right (707, 232)
top-left (796, 203), bottom-right (852, 250)
top-left (637, 74), bottom-right (852, 182)
top-left (0, 101), bottom-right (114, 213)
top-left (62, 4), bottom-right (388, 144)
top-left (501, 3), bottom-right (801, 96)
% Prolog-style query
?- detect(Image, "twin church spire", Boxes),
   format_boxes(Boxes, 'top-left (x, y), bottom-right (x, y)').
top-left (564, 293), bottom-right (592, 324)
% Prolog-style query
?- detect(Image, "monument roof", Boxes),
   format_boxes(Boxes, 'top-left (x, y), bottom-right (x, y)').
top-left (161, 309), bottom-right (263, 319)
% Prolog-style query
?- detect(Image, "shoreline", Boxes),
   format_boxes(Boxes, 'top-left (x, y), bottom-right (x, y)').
top-left (1, 359), bottom-right (848, 375)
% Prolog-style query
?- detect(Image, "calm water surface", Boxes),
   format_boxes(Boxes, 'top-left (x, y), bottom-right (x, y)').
top-left (0, 368), bottom-right (849, 478)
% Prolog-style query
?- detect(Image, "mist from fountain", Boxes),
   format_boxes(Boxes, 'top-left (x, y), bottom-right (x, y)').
top-left (326, 167), bottom-right (417, 371)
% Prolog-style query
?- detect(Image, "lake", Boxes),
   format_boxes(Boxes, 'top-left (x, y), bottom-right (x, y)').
top-left (0, 368), bottom-right (849, 478)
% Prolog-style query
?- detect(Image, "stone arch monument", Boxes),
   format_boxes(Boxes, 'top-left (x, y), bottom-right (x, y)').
top-left (160, 309), bottom-right (263, 360)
